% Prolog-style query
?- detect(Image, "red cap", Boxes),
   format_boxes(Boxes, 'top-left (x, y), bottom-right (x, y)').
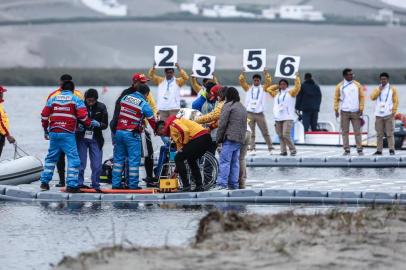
top-left (132, 73), bottom-right (150, 83)
top-left (0, 86), bottom-right (7, 93)
top-left (209, 85), bottom-right (222, 102)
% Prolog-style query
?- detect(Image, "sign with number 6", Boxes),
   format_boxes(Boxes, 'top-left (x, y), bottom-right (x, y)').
top-left (243, 49), bottom-right (266, 72)
top-left (192, 54), bottom-right (216, 79)
top-left (154, 45), bottom-right (177, 68)
top-left (275, 54), bottom-right (301, 79)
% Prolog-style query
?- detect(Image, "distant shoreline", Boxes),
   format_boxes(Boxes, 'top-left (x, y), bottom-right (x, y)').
top-left (0, 68), bottom-right (405, 86)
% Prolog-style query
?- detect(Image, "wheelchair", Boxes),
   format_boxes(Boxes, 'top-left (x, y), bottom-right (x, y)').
top-left (158, 147), bottom-right (219, 192)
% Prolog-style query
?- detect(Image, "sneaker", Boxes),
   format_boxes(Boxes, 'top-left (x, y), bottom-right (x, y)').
top-left (146, 182), bottom-right (158, 188)
top-left (40, 183), bottom-right (50, 191)
top-left (280, 152), bottom-right (288, 156)
top-left (55, 183), bottom-right (65, 188)
top-left (343, 150), bottom-right (350, 156)
top-left (390, 150), bottom-right (395, 156)
top-left (373, 151), bottom-right (383, 156)
top-left (290, 152), bottom-right (297, 156)
top-left (143, 177), bottom-right (158, 184)
top-left (79, 184), bottom-right (91, 189)
top-left (212, 186), bottom-right (227, 191)
top-left (357, 150), bottom-right (364, 156)
top-left (66, 186), bottom-right (82, 193)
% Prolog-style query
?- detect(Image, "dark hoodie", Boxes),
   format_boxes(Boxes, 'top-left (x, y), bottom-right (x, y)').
top-left (295, 79), bottom-right (322, 112)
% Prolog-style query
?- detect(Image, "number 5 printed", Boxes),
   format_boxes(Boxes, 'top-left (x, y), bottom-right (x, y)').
top-left (243, 49), bottom-right (266, 72)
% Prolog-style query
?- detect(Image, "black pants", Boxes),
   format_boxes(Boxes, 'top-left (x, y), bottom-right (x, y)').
top-left (175, 134), bottom-right (212, 188)
top-left (302, 111), bottom-right (319, 131)
top-left (143, 130), bottom-right (154, 178)
top-left (0, 135), bottom-right (5, 157)
top-left (57, 152), bottom-right (66, 184)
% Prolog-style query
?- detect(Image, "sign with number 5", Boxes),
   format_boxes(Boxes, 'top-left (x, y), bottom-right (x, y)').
top-left (243, 49), bottom-right (266, 72)
top-left (275, 55), bottom-right (301, 79)
top-left (154, 45), bottom-right (177, 68)
top-left (192, 54), bottom-right (216, 79)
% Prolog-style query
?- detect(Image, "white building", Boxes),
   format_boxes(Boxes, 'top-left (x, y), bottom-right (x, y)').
top-left (279, 5), bottom-right (325, 21)
top-left (375, 8), bottom-right (400, 25)
top-left (202, 5), bottom-right (256, 18)
top-left (180, 3), bottom-right (200, 15)
top-left (81, 0), bottom-right (127, 16)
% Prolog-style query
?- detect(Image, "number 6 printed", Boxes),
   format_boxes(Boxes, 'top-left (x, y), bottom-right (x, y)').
top-left (275, 54), bottom-right (301, 79)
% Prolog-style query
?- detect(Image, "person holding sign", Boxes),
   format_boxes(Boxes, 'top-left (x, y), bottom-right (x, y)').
top-left (265, 73), bottom-right (301, 156)
top-left (370, 72), bottom-right (399, 155)
top-left (148, 63), bottom-right (189, 121)
top-left (334, 68), bottom-right (365, 156)
top-left (239, 70), bottom-right (274, 153)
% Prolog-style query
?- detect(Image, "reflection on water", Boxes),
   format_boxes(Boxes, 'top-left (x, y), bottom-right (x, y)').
top-left (0, 201), bottom-right (347, 270)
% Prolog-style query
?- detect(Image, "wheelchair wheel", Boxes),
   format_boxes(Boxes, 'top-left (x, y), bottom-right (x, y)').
top-left (186, 151), bottom-right (218, 191)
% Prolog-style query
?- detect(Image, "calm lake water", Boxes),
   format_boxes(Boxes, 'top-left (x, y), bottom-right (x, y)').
top-left (0, 85), bottom-right (405, 270)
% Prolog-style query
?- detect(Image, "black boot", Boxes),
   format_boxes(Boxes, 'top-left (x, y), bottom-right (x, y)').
top-left (56, 170), bottom-right (65, 187)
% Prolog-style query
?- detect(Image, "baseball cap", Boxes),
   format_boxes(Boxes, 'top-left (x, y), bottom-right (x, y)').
top-left (132, 73), bottom-right (150, 83)
top-left (209, 85), bottom-right (222, 102)
top-left (0, 86), bottom-right (7, 93)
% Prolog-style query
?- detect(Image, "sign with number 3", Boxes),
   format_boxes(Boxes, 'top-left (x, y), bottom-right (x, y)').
top-left (275, 54), bottom-right (301, 79)
top-left (192, 54), bottom-right (216, 79)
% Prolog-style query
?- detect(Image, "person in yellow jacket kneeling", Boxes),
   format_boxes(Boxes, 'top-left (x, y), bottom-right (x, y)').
top-left (370, 72), bottom-right (399, 155)
top-left (0, 86), bottom-right (16, 157)
top-left (155, 115), bottom-right (212, 192)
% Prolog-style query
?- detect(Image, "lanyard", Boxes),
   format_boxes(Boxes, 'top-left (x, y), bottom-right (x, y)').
top-left (277, 91), bottom-right (287, 104)
top-left (166, 78), bottom-right (174, 91)
top-left (341, 81), bottom-right (353, 101)
top-left (251, 86), bottom-right (260, 100)
top-left (379, 85), bottom-right (391, 103)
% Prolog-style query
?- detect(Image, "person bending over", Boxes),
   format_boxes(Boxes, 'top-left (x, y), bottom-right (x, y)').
top-left (155, 116), bottom-right (212, 192)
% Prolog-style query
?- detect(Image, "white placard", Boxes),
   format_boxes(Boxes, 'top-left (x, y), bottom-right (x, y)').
top-left (243, 49), bottom-right (266, 72)
top-left (154, 45), bottom-right (177, 68)
top-left (274, 54), bottom-right (301, 79)
top-left (192, 54), bottom-right (216, 79)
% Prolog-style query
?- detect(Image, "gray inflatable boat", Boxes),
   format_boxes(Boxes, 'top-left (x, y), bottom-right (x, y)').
top-left (0, 156), bottom-right (43, 185)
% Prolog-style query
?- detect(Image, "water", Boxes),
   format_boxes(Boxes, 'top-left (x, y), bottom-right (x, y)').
top-left (1, 85), bottom-right (405, 270)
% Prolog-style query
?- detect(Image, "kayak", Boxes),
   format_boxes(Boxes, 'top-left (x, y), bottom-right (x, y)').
top-left (60, 187), bottom-right (157, 194)
top-left (0, 156), bottom-right (43, 185)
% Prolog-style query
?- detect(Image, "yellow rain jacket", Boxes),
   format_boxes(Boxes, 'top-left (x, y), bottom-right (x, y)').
top-left (168, 118), bottom-right (208, 150)
top-left (190, 76), bottom-right (219, 94)
top-left (264, 75), bottom-right (301, 97)
top-left (195, 100), bottom-right (225, 129)
top-left (0, 102), bottom-right (10, 136)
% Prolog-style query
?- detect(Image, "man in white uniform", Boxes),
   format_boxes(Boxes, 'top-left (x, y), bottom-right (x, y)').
top-left (334, 68), bottom-right (365, 156)
top-left (148, 63), bottom-right (189, 121)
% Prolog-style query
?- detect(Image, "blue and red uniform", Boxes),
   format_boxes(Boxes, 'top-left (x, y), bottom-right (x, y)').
top-left (40, 90), bottom-right (90, 188)
top-left (112, 92), bottom-right (155, 189)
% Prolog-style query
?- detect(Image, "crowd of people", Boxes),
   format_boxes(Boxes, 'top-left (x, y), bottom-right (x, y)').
top-left (0, 66), bottom-right (400, 192)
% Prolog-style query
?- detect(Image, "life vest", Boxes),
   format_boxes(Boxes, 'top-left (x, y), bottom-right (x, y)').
top-left (116, 92), bottom-right (148, 132)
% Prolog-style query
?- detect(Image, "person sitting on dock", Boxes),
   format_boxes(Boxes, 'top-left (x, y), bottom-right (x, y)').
top-left (370, 72), bottom-right (399, 156)
top-left (111, 84), bottom-right (156, 190)
top-left (148, 63), bottom-right (189, 121)
top-left (0, 86), bottom-right (16, 158)
top-left (265, 73), bottom-right (301, 156)
top-left (334, 68), bottom-right (365, 156)
top-left (155, 116), bottom-right (212, 192)
top-left (239, 70), bottom-right (274, 153)
top-left (40, 81), bottom-right (91, 193)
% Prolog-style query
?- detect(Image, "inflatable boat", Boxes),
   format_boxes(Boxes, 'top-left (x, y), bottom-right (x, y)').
top-left (0, 156), bottom-right (43, 185)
